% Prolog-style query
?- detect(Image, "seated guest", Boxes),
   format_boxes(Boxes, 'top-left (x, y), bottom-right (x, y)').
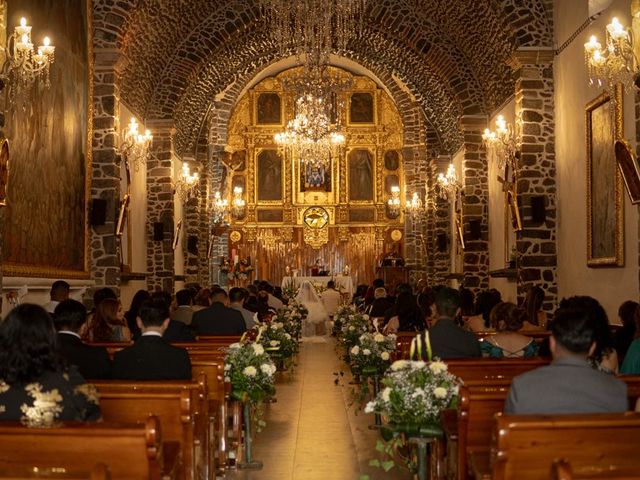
top-left (459, 287), bottom-right (475, 325)
top-left (364, 279), bottom-right (385, 307)
top-left (112, 298), bottom-right (191, 380)
top-left (417, 285), bottom-right (435, 320)
top-left (481, 302), bottom-right (537, 358)
top-left (124, 289), bottom-right (150, 340)
top-left (522, 285), bottom-right (548, 330)
top-left (465, 290), bottom-right (500, 332)
top-left (621, 309), bottom-right (640, 374)
top-left (411, 287), bottom-right (481, 360)
top-left (321, 281), bottom-right (342, 318)
top-left (0, 304), bottom-right (101, 425)
top-left (385, 292), bottom-right (425, 333)
top-left (43, 280), bottom-right (70, 314)
top-left (192, 288), bottom-right (211, 312)
top-left (92, 287), bottom-right (118, 312)
top-left (258, 282), bottom-right (283, 310)
top-left (150, 291), bottom-right (195, 342)
top-left (84, 298), bottom-right (131, 342)
top-left (352, 284), bottom-right (369, 309)
top-left (54, 300), bottom-right (112, 379)
top-left (367, 287), bottom-right (393, 318)
top-left (192, 287), bottom-right (246, 335)
top-left (505, 307), bottom-right (628, 414)
top-left (244, 285), bottom-right (260, 313)
top-left (383, 283), bottom-right (414, 324)
top-left (614, 300), bottom-right (638, 361)
top-left (171, 289), bottom-right (194, 325)
top-left (229, 287), bottom-right (256, 330)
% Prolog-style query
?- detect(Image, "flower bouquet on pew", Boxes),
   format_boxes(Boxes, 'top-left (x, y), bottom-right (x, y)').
top-left (340, 311), bottom-right (371, 356)
top-left (332, 304), bottom-right (356, 336)
top-left (349, 332), bottom-right (397, 403)
top-left (224, 342), bottom-right (277, 403)
top-left (257, 321), bottom-right (297, 371)
top-left (275, 303), bottom-right (304, 341)
top-left (364, 359), bottom-right (461, 475)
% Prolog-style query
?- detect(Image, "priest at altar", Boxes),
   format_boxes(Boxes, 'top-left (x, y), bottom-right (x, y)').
top-left (281, 275), bottom-right (354, 298)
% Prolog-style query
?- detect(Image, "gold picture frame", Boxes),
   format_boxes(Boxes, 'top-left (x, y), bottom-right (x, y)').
top-left (615, 139), bottom-right (640, 204)
top-left (586, 85), bottom-right (624, 267)
top-left (172, 220), bottom-right (183, 251)
top-left (115, 194), bottom-right (130, 237)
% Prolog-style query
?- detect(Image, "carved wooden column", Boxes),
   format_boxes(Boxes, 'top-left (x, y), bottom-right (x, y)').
top-left (510, 48), bottom-right (557, 309)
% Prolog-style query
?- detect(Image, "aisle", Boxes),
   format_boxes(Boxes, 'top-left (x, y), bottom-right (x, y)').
top-left (226, 341), bottom-right (403, 480)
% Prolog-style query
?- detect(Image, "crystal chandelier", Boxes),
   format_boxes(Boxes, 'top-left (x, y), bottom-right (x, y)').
top-left (436, 164), bottom-right (462, 200)
top-left (210, 191), bottom-right (229, 226)
top-left (482, 115), bottom-right (519, 171)
top-left (584, 17), bottom-right (639, 95)
top-left (120, 117), bottom-right (152, 171)
top-left (1, 17), bottom-right (55, 106)
top-left (386, 185), bottom-right (401, 219)
top-left (175, 164), bottom-right (200, 202)
top-left (405, 192), bottom-right (424, 219)
top-left (231, 186), bottom-right (246, 220)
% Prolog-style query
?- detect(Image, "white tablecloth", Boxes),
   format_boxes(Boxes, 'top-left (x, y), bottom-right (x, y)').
top-left (281, 275), bottom-right (354, 297)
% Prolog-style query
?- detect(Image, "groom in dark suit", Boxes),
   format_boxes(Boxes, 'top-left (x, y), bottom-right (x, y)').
top-left (54, 299), bottom-right (112, 379)
top-left (192, 288), bottom-right (246, 336)
top-left (113, 298), bottom-right (191, 380)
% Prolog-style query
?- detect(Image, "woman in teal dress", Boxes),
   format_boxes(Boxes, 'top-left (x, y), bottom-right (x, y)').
top-left (481, 302), bottom-right (538, 358)
top-left (620, 313), bottom-right (640, 374)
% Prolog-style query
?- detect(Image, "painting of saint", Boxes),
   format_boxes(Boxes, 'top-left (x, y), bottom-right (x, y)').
top-left (257, 150), bottom-right (283, 201)
top-left (348, 149), bottom-right (374, 201)
top-left (4, 0), bottom-right (90, 276)
top-left (256, 93), bottom-right (281, 125)
top-left (385, 150), bottom-right (400, 171)
top-left (350, 92), bottom-right (374, 123)
top-left (301, 161), bottom-right (331, 192)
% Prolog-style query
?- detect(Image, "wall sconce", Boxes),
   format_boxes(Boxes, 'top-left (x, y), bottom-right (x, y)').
top-left (482, 115), bottom-right (519, 171)
top-left (437, 163), bottom-right (465, 250)
top-left (584, 17), bottom-right (639, 96)
top-left (231, 186), bottom-right (246, 220)
top-left (210, 190), bottom-right (229, 226)
top-left (119, 117), bottom-right (152, 171)
top-left (175, 163), bottom-right (200, 201)
top-left (0, 17), bottom-right (55, 105)
top-left (386, 185), bottom-right (401, 219)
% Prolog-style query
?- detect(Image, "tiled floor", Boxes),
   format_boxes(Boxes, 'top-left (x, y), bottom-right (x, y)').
top-left (226, 340), bottom-right (405, 480)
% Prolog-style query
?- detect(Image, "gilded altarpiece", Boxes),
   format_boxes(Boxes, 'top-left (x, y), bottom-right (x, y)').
top-left (224, 67), bottom-right (405, 285)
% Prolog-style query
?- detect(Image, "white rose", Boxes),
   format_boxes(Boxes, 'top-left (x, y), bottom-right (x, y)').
top-left (362, 314), bottom-right (370, 320)
top-left (285, 333), bottom-right (292, 339)
top-left (243, 366), bottom-right (257, 377)
top-left (381, 387), bottom-right (391, 402)
top-left (434, 387), bottom-right (448, 399)
top-left (349, 326), bottom-right (355, 331)
top-left (411, 360), bottom-right (426, 370)
top-left (374, 333), bottom-right (385, 343)
top-left (391, 360), bottom-right (408, 371)
top-left (270, 340), bottom-right (279, 347)
top-left (429, 361), bottom-right (448, 375)
top-left (381, 351), bottom-right (390, 361)
top-left (224, 364), bottom-right (231, 371)
top-left (229, 343), bottom-right (241, 350)
top-left (260, 364), bottom-right (273, 375)
top-left (351, 345), bottom-right (360, 355)
top-left (363, 348), bottom-right (371, 356)
top-left (364, 401), bottom-right (376, 413)
top-left (224, 376), bottom-right (230, 382)
top-left (252, 344), bottom-right (265, 355)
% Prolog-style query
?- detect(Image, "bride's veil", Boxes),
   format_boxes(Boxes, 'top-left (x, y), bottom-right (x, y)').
top-left (295, 281), bottom-right (322, 304)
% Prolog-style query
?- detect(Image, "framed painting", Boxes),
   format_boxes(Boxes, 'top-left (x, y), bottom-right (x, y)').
top-left (384, 150), bottom-right (400, 171)
top-left (255, 92), bottom-right (282, 125)
top-left (300, 160), bottom-right (331, 192)
top-left (349, 92), bottom-right (375, 124)
top-left (4, 0), bottom-right (92, 278)
top-left (615, 139), bottom-right (640, 204)
top-left (348, 149), bottom-right (375, 202)
top-left (586, 85), bottom-right (624, 267)
top-left (256, 149), bottom-right (283, 202)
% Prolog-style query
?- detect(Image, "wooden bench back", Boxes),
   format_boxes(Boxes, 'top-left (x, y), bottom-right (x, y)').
top-left (492, 412), bottom-right (640, 480)
top-left (447, 357), bottom-right (550, 382)
top-left (620, 375), bottom-right (640, 409)
top-left (0, 416), bottom-right (162, 480)
top-left (0, 463), bottom-right (110, 480)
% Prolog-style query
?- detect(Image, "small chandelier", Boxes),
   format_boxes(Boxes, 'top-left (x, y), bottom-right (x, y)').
top-left (386, 185), bottom-right (401, 219)
top-left (231, 186), bottom-right (246, 220)
top-left (405, 191), bottom-right (424, 220)
top-left (120, 117), bottom-right (152, 171)
top-left (175, 163), bottom-right (200, 202)
top-left (210, 191), bottom-right (229, 226)
top-left (1, 17), bottom-right (55, 106)
top-left (436, 164), bottom-right (462, 201)
top-left (482, 115), bottom-right (519, 171)
top-left (584, 17), bottom-right (639, 95)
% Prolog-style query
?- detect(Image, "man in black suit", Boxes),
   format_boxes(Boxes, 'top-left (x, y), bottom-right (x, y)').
top-left (112, 298), bottom-right (191, 380)
top-left (54, 299), bottom-right (112, 379)
top-left (412, 287), bottom-right (481, 360)
top-left (192, 288), bottom-right (246, 336)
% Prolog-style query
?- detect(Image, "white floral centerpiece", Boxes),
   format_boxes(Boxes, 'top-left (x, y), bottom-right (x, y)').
top-left (340, 311), bottom-right (371, 351)
top-left (257, 321), bottom-right (297, 360)
top-left (349, 332), bottom-right (397, 376)
top-left (365, 359), bottom-right (461, 427)
top-left (274, 303), bottom-right (305, 340)
top-left (224, 342), bottom-right (277, 402)
top-left (332, 304), bottom-right (356, 335)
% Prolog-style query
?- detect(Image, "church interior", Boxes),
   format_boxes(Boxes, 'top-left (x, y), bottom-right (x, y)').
top-left (2, 0), bottom-right (640, 478)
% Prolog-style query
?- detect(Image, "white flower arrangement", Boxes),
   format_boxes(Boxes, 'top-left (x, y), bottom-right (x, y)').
top-left (349, 332), bottom-right (397, 376)
top-left (224, 341), bottom-right (277, 402)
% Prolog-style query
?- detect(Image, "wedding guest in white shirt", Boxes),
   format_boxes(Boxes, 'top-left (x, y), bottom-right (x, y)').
top-left (43, 280), bottom-right (70, 314)
top-left (321, 281), bottom-right (342, 318)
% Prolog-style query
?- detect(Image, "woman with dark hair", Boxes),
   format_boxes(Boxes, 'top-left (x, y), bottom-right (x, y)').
top-left (352, 284), bottom-right (369, 309)
top-left (0, 304), bottom-right (101, 425)
top-left (243, 286), bottom-right (259, 313)
top-left (85, 298), bottom-right (130, 343)
top-left (614, 300), bottom-right (639, 360)
top-left (124, 289), bottom-right (150, 339)
top-left (459, 288), bottom-right (475, 324)
top-left (192, 288), bottom-right (211, 312)
top-left (481, 302), bottom-right (537, 358)
top-left (522, 286), bottom-right (547, 330)
top-left (384, 292), bottom-right (426, 333)
top-left (465, 290), bottom-right (500, 332)
top-left (621, 309), bottom-right (640, 374)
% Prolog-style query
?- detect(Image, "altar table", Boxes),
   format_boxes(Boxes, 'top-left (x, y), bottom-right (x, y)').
top-left (281, 275), bottom-right (354, 298)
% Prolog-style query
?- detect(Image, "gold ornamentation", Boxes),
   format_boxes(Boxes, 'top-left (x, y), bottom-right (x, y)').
top-left (282, 226), bottom-right (294, 242)
top-left (74, 384), bottom-right (100, 405)
top-left (338, 226), bottom-right (350, 242)
top-left (303, 225), bottom-right (329, 249)
top-left (243, 226), bottom-right (257, 243)
top-left (230, 231), bottom-right (242, 243)
top-left (20, 383), bottom-right (63, 427)
top-left (375, 226), bottom-right (387, 243)
top-left (303, 206), bottom-right (330, 229)
top-left (391, 229), bottom-right (403, 242)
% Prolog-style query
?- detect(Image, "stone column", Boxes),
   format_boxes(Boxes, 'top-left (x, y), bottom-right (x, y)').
top-left (431, 156), bottom-right (453, 285)
top-left (91, 48), bottom-right (122, 292)
top-left (403, 145), bottom-right (428, 283)
top-left (145, 124), bottom-right (176, 293)
top-left (460, 116), bottom-right (490, 290)
top-left (208, 145), bottom-right (229, 286)
top-left (182, 149), bottom-right (209, 286)
top-left (510, 48), bottom-right (557, 310)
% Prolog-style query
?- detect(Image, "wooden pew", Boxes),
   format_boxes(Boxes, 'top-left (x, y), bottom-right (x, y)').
top-left (445, 358), bottom-right (550, 382)
top-left (0, 416), bottom-right (171, 480)
top-left (0, 463), bottom-right (110, 480)
top-left (90, 377), bottom-right (207, 480)
top-left (490, 412), bottom-right (640, 480)
top-left (550, 458), bottom-right (640, 480)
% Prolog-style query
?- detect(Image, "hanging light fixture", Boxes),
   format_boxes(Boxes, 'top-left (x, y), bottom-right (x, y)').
top-left (405, 191), bottom-right (424, 220)
top-left (231, 186), bottom-right (246, 220)
top-left (482, 115), bottom-right (519, 171)
top-left (386, 185), bottom-right (401, 219)
top-left (1, 17), bottom-right (55, 107)
top-left (119, 117), bottom-right (153, 171)
top-left (175, 163), bottom-right (200, 202)
top-left (210, 191), bottom-right (229, 226)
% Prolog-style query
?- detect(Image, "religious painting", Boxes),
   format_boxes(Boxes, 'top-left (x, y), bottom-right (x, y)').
top-left (301, 160), bottom-right (331, 192)
top-left (349, 208), bottom-right (375, 223)
top-left (586, 86), bottom-right (624, 267)
top-left (615, 139), bottom-right (640, 204)
top-left (257, 209), bottom-right (284, 223)
top-left (348, 149), bottom-right (374, 201)
top-left (4, 0), bottom-right (91, 278)
top-left (384, 150), bottom-right (400, 171)
top-left (256, 92), bottom-right (282, 125)
top-left (349, 92), bottom-right (375, 124)
top-left (384, 175), bottom-right (399, 195)
top-left (256, 149), bottom-right (283, 201)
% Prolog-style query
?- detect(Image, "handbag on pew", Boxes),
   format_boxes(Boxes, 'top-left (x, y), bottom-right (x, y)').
top-left (409, 331), bottom-right (432, 362)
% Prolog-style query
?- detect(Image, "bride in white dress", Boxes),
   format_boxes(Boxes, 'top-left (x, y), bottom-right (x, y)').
top-left (295, 281), bottom-right (329, 341)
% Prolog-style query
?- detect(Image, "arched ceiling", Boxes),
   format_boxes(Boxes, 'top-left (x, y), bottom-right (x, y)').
top-left (94, 0), bottom-right (553, 156)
